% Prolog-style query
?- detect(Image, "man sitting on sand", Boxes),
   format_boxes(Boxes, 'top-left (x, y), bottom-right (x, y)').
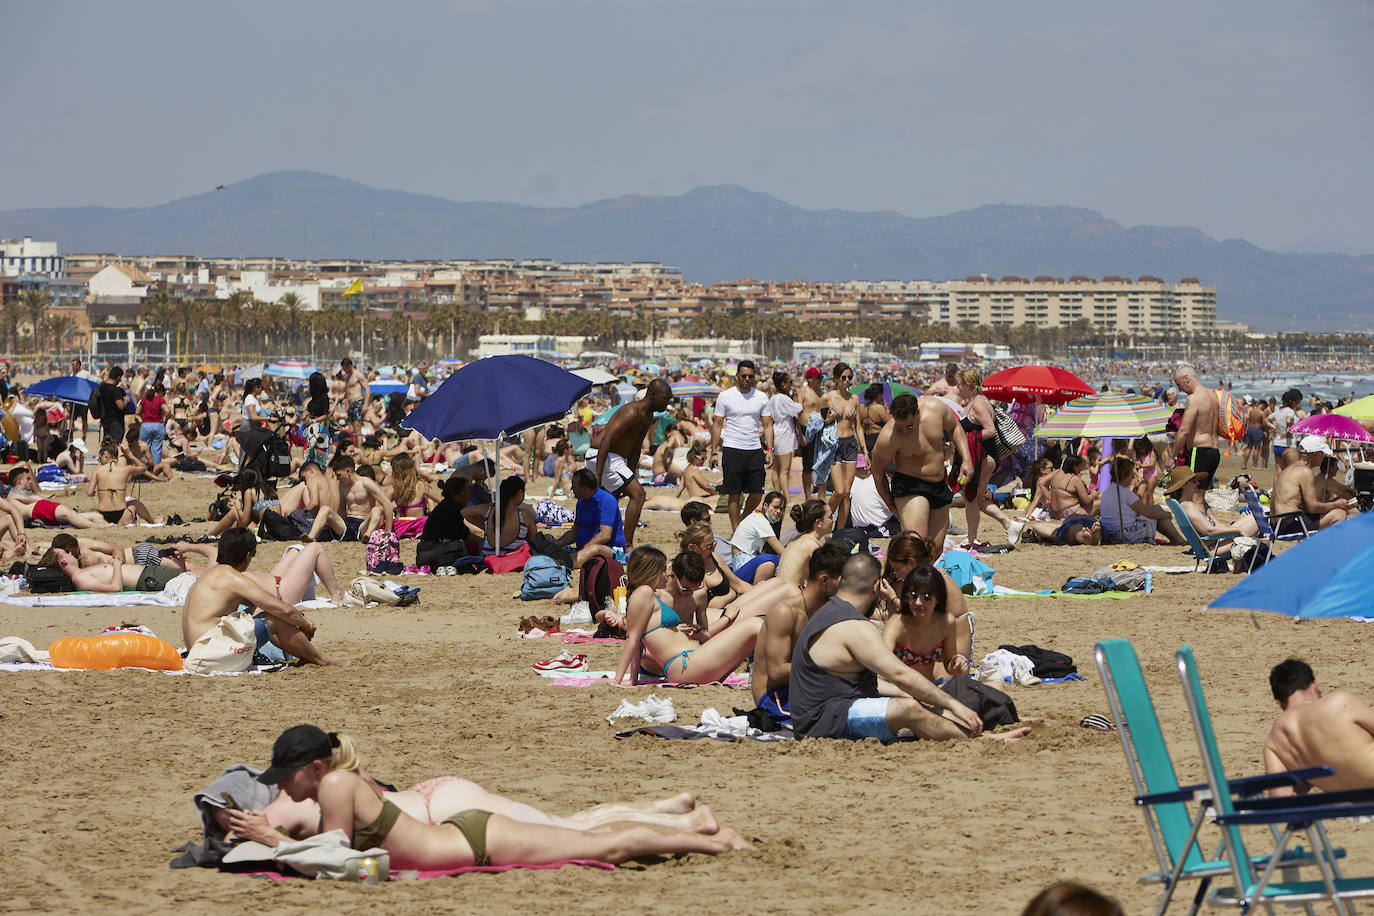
top-left (329, 453), bottom-right (394, 540)
top-left (748, 543), bottom-right (848, 725)
top-left (789, 553), bottom-right (1029, 742)
top-left (1264, 658), bottom-right (1374, 796)
top-left (181, 528), bottom-right (352, 674)
top-left (1271, 435), bottom-right (1353, 535)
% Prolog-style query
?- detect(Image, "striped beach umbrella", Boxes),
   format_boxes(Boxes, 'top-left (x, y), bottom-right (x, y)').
top-left (266, 359), bottom-right (321, 379)
top-left (671, 380), bottom-right (721, 398)
top-left (1034, 392), bottom-right (1172, 439)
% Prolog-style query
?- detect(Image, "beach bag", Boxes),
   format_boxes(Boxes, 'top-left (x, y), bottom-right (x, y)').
top-left (257, 509), bottom-right (300, 543)
top-left (829, 528), bottom-right (872, 557)
top-left (11, 562), bottom-right (73, 593)
top-left (482, 541), bottom-right (530, 575)
top-left (999, 643), bottom-right (1077, 679)
top-left (1061, 576), bottom-right (1112, 595)
top-left (175, 457), bottom-right (207, 473)
top-left (941, 677), bottom-right (1019, 729)
top-left (527, 529), bottom-right (573, 568)
top-left (87, 389), bottom-right (103, 420)
top-left (1214, 388), bottom-right (1246, 444)
top-left (416, 538), bottom-right (466, 571)
top-left (520, 554), bottom-right (568, 601)
top-left (991, 404), bottom-right (1026, 457)
top-left (365, 527), bottom-right (402, 574)
top-left (579, 554), bottom-right (625, 612)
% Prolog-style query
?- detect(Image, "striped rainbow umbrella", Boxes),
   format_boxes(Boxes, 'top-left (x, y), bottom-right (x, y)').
top-left (1034, 392), bottom-right (1172, 439)
top-left (265, 359), bottom-right (321, 379)
top-left (671, 380), bottom-right (721, 398)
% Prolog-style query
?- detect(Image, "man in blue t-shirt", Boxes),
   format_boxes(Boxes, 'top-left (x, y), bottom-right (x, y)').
top-left (557, 467), bottom-right (625, 567)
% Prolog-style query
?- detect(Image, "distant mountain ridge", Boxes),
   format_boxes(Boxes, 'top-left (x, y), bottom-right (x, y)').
top-left (2, 170), bottom-right (1371, 332)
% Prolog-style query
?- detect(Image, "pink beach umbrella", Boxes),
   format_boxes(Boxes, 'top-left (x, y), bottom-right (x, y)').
top-left (1290, 414), bottom-right (1374, 443)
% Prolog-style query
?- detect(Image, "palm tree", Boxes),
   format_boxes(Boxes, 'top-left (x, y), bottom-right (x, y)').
top-left (21, 290), bottom-right (50, 354)
top-left (45, 314), bottom-right (75, 356)
top-left (279, 292), bottom-right (304, 354)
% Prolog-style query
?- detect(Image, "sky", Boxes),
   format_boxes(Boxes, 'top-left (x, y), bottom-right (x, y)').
top-left (2, 0), bottom-right (1372, 253)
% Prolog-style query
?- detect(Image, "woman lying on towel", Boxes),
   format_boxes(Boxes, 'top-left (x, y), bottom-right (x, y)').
top-left (218, 732), bottom-right (725, 845)
top-left (612, 546), bottom-right (764, 686)
top-left (227, 726), bottom-right (749, 867)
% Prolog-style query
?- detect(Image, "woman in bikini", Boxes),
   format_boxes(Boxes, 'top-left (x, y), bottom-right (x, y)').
top-left (883, 564), bottom-right (971, 682)
top-left (677, 522), bottom-right (752, 611)
top-left (775, 498), bottom-right (833, 587)
top-left (387, 453), bottom-right (443, 539)
top-left (880, 533), bottom-right (970, 638)
top-left (613, 546), bottom-right (764, 686)
top-left (217, 732), bottom-right (728, 847)
top-left (821, 363), bottom-right (864, 524)
top-left (857, 384), bottom-right (890, 455)
top-left (88, 440), bottom-right (161, 526)
top-left (481, 475), bottom-right (536, 556)
top-left (226, 725), bottom-right (748, 868)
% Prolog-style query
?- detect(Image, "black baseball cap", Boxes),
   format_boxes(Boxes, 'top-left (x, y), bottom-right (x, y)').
top-left (257, 724), bottom-right (336, 784)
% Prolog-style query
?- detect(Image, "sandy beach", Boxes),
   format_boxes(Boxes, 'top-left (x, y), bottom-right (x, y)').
top-left (2, 454), bottom-right (1370, 915)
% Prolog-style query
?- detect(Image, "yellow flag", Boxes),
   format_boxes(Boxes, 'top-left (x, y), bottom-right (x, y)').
top-left (342, 277), bottom-right (364, 297)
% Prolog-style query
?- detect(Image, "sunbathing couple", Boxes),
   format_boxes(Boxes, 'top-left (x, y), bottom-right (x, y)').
top-left (219, 725), bottom-right (747, 868)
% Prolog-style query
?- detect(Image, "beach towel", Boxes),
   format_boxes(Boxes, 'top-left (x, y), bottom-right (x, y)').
top-left (614, 710), bottom-right (795, 743)
top-left (237, 859), bottom-right (613, 880)
top-left (936, 550), bottom-right (996, 595)
top-left (547, 671), bottom-right (751, 689)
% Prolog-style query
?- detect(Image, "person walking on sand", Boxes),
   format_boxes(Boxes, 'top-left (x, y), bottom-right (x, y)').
top-left (594, 378), bottom-right (673, 548)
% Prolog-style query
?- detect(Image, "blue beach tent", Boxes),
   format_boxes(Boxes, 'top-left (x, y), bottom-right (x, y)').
top-left (1207, 511), bottom-right (1374, 620)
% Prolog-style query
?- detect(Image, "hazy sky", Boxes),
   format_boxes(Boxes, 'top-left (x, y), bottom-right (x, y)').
top-left (3, 1), bottom-right (1371, 252)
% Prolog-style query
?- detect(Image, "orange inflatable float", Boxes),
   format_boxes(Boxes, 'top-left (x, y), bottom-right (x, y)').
top-left (49, 633), bottom-right (184, 671)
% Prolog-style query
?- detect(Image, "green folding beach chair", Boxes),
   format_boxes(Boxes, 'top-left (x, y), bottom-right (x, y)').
top-left (1175, 645), bottom-right (1374, 913)
top-left (1164, 499), bottom-right (1229, 573)
top-left (1096, 640), bottom-right (1342, 914)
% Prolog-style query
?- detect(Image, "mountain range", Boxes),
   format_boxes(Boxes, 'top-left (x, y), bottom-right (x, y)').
top-left (1, 170), bottom-right (1371, 332)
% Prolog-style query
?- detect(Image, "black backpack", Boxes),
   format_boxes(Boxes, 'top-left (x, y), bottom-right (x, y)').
top-left (998, 643), bottom-right (1078, 679)
top-left (87, 388), bottom-right (103, 420)
top-left (9, 561), bottom-right (73, 594)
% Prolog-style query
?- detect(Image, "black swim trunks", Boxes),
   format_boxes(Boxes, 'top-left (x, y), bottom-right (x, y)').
top-left (799, 438), bottom-right (815, 472)
top-left (890, 471), bottom-right (953, 510)
top-left (835, 435), bottom-right (859, 464)
top-left (1187, 446), bottom-right (1221, 489)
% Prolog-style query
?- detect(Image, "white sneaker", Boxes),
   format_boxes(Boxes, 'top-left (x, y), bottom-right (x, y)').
top-left (560, 600), bottom-right (593, 628)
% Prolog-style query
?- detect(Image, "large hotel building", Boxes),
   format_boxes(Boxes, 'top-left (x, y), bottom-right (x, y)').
top-left (929, 275), bottom-right (1216, 333)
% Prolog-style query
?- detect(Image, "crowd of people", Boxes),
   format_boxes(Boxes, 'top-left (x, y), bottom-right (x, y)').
top-left (8, 350), bottom-right (1369, 893)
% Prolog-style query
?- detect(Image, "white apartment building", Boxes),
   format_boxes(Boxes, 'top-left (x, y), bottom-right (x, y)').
top-left (928, 276), bottom-right (1216, 333)
top-left (1, 237), bottom-right (65, 277)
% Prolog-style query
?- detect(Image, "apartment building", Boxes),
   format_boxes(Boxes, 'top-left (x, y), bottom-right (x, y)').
top-left (931, 276), bottom-right (1216, 333)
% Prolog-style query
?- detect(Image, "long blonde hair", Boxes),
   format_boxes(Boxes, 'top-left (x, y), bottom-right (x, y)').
top-left (677, 522), bottom-right (715, 552)
top-left (625, 545), bottom-right (667, 591)
top-left (390, 453), bottom-right (419, 506)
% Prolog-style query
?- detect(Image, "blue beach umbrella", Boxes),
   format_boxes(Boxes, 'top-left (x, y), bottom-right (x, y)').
top-left (369, 377), bottom-right (408, 396)
top-left (24, 375), bottom-right (97, 404)
top-left (1208, 512), bottom-right (1374, 621)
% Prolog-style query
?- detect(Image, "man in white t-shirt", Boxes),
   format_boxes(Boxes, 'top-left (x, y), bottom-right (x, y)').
top-left (710, 360), bottom-right (773, 529)
top-left (1270, 388), bottom-right (1303, 465)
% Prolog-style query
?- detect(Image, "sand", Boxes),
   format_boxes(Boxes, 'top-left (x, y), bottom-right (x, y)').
top-left (2, 454), bottom-right (1370, 915)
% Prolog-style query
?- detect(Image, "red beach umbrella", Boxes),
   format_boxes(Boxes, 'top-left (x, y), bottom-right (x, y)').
top-left (982, 365), bottom-right (1096, 405)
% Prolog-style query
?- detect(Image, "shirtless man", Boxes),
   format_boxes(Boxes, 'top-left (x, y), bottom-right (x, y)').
top-left (1264, 658), bottom-right (1374, 796)
top-left (1241, 396), bottom-right (1273, 474)
top-left (796, 367), bottom-right (826, 499)
top-left (594, 378), bottom-right (673, 549)
top-left (281, 461), bottom-right (350, 541)
top-left (1169, 364), bottom-right (1220, 488)
top-left (329, 453), bottom-right (394, 539)
top-left (181, 528), bottom-right (352, 673)
top-left (1270, 435), bottom-right (1352, 535)
top-left (340, 358), bottom-right (368, 439)
top-left (749, 543), bottom-right (847, 725)
top-left (868, 394), bottom-right (972, 559)
top-left (924, 363), bottom-right (961, 401)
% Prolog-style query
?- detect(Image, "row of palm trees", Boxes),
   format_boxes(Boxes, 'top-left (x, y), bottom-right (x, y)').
top-left (4, 289), bottom-right (1369, 363)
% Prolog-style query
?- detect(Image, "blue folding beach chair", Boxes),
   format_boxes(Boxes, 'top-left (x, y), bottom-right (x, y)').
top-left (1176, 645), bottom-right (1374, 913)
top-left (1237, 481), bottom-right (1314, 552)
top-left (1165, 499), bottom-right (1230, 573)
top-left (1095, 640), bottom-right (1340, 915)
